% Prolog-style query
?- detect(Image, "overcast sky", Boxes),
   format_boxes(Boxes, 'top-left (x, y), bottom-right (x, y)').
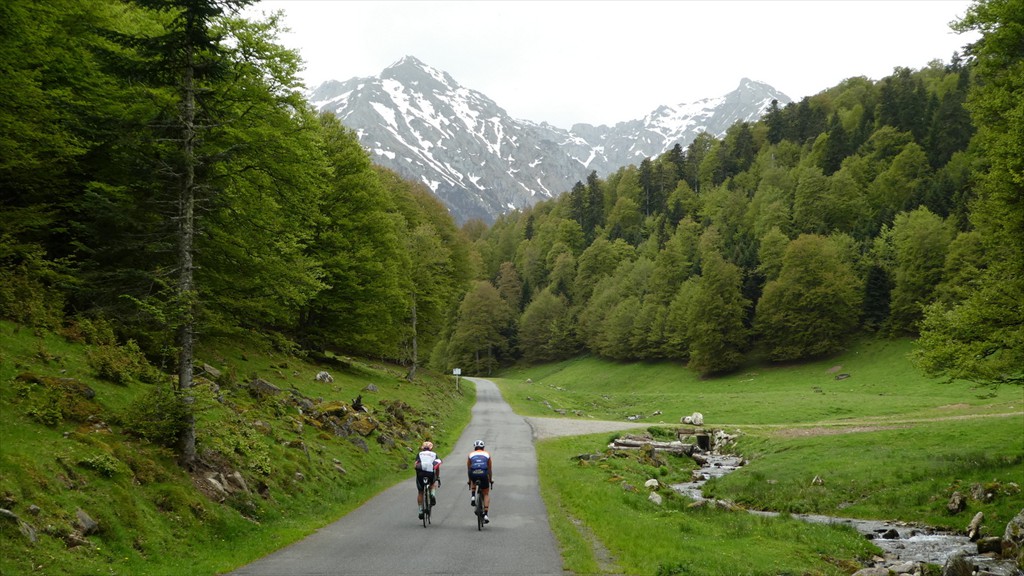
top-left (244, 0), bottom-right (979, 128)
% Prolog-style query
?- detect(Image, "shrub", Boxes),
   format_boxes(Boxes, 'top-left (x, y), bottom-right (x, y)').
top-left (203, 423), bottom-right (273, 476)
top-left (87, 340), bottom-right (163, 384)
top-left (121, 385), bottom-right (189, 448)
top-left (78, 453), bottom-right (125, 477)
top-left (14, 373), bottom-right (102, 426)
top-left (0, 264), bottom-right (65, 329)
top-left (65, 317), bottom-right (117, 346)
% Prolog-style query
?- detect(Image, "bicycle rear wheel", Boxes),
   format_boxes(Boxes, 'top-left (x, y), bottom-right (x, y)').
top-left (422, 479), bottom-right (431, 528)
top-left (475, 482), bottom-right (484, 530)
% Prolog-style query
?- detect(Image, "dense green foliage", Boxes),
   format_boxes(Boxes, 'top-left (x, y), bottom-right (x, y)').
top-left (914, 0), bottom-right (1024, 384)
top-left (0, 0), bottom-right (474, 374)
top-left (439, 2), bottom-right (1022, 382)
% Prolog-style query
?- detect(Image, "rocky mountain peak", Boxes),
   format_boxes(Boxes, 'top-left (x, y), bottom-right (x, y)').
top-left (308, 58), bottom-right (791, 225)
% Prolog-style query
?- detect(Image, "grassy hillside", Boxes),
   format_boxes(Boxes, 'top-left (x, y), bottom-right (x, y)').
top-left (0, 320), bottom-right (474, 575)
top-left (495, 338), bottom-right (1024, 575)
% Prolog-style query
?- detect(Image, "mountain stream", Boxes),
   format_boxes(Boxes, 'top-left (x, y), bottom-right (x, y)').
top-left (670, 453), bottom-right (1020, 575)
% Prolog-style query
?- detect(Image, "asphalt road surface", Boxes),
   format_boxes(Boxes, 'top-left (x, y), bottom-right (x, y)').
top-left (227, 377), bottom-right (567, 576)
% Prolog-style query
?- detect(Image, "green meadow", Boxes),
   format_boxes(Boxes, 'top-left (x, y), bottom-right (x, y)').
top-left (495, 338), bottom-right (1024, 575)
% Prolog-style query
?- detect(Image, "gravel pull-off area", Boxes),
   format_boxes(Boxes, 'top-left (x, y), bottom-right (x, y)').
top-left (525, 416), bottom-right (649, 440)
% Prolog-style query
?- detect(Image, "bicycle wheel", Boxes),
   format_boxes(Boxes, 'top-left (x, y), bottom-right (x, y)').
top-left (475, 482), bottom-right (484, 530)
top-left (421, 478), bottom-right (431, 528)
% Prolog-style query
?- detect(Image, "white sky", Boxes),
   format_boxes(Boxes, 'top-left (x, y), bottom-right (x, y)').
top-left (244, 0), bottom-right (979, 128)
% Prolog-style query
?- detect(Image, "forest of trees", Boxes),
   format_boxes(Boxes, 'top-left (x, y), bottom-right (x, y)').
top-left (0, 0), bottom-right (477, 463)
top-left (2, 0), bottom-right (1020, 465)
top-left (428, 0), bottom-right (1022, 383)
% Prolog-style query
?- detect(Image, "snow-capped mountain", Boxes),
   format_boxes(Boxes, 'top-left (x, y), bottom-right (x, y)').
top-left (308, 56), bottom-right (791, 224)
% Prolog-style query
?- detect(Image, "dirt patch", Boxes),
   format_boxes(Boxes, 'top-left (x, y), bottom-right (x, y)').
top-left (525, 417), bottom-right (647, 441)
top-left (568, 514), bottom-right (623, 575)
top-left (771, 425), bottom-right (908, 439)
top-left (937, 403), bottom-right (971, 410)
top-left (526, 412), bottom-right (1024, 441)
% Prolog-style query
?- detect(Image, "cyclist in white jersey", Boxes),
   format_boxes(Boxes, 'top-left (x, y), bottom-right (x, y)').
top-left (414, 441), bottom-right (441, 520)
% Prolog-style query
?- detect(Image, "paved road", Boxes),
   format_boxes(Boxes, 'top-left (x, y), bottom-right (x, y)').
top-left (227, 377), bottom-right (566, 575)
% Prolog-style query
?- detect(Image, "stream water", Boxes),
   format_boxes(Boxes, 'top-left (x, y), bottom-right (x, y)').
top-left (670, 453), bottom-right (1020, 575)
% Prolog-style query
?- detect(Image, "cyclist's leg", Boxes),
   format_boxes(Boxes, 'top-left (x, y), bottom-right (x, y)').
top-left (479, 477), bottom-right (491, 520)
top-left (416, 471), bottom-right (427, 507)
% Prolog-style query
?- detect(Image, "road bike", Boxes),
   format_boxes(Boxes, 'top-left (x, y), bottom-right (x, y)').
top-left (472, 479), bottom-right (487, 530)
top-left (421, 476), bottom-right (434, 527)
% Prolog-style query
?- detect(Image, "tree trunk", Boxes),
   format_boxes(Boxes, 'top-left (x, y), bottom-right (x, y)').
top-left (176, 46), bottom-right (198, 470)
top-left (405, 298), bottom-right (418, 381)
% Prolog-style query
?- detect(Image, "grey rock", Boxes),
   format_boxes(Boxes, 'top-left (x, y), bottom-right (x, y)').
top-left (75, 508), bottom-right (99, 535)
top-left (941, 553), bottom-right (973, 576)
top-left (249, 378), bottom-right (281, 398)
top-left (852, 568), bottom-right (891, 576)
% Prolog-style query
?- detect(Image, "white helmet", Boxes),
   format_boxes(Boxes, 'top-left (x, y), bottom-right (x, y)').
top-left (473, 440), bottom-right (485, 449)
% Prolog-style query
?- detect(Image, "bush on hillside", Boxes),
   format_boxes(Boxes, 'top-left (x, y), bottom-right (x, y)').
top-left (120, 385), bottom-right (189, 448)
top-left (87, 339), bottom-right (163, 385)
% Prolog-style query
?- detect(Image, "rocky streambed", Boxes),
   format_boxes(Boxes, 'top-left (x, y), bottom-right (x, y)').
top-left (670, 451), bottom-right (1022, 576)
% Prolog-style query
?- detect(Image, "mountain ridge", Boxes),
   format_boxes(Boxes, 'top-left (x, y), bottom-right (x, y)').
top-left (308, 56), bottom-right (791, 224)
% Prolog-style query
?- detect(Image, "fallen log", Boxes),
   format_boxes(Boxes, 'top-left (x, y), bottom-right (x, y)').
top-left (609, 438), bottom-right (694, 455)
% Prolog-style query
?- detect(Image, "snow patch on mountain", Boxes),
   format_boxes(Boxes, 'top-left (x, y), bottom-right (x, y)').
top-left (307, 56), bottom-right (791, 225)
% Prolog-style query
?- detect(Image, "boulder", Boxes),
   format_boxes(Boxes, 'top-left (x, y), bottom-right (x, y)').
top-left (976, 536), bottom-right (1002, 554)
top-left (947, 491), bottom-right (967, 514)
top-left (318, 401), bottom-right (347, 417)
top-left (889, 561), bottom-right (917, 574)
top-left (941, 553), bottom-right (973, 576)
top-left (376, 433), bottom-right (396, 450)
top-left (249, 378), bottom-right (281, 398)
top-left (348, 415), bottom-right (378, 437)
top-left (75, 508), bottom-right (99, 535)
top-left (648, 492), bottom-right (663, 506)
top-left (1003, 508), bottom-right (1024, 562)
top-left (200, 364), bottom-right (222, 379)
top-left (226, 471), bottom-right (250, 493)
top-left (851, 568), bottom-right (890, 576)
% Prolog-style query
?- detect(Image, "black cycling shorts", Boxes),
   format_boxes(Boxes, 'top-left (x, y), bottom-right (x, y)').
top-left (416, 470), bottom-right (436, 492)
top-left (468, 473), bottom-right (490, 490)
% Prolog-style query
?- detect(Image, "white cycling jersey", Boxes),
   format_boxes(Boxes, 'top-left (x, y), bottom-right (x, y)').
top-left (417, 450), bottom-right (440, 472)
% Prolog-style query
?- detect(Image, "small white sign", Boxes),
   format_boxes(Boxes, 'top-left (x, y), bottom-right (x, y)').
top-left (453, 368), bottom-right (461, 375)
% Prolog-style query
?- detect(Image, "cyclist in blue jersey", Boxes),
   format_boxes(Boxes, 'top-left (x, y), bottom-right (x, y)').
top-left (466, 440), bottom-right (492, 523)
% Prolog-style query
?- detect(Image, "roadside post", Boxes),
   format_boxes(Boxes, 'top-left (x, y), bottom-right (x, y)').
top-left (453, 368), bottom-right (461, 392)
